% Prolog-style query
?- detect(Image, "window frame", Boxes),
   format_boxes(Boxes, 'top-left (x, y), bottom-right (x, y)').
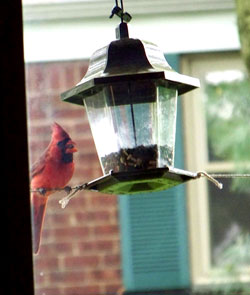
top-left (3, 1), bottom-right (34, 294)
top-left (181, 51), bottom-right (250, 287)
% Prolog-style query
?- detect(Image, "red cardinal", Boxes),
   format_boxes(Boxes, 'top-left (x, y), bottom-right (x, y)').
top-left (30, 122), bottom-right (77, 254)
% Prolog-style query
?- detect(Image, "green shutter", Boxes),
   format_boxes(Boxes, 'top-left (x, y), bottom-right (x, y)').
top-left (118, 55), bottom-right (190, 292)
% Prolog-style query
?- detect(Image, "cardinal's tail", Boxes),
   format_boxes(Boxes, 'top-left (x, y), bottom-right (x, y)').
top-left (31, 192), bottom-right (48, 254)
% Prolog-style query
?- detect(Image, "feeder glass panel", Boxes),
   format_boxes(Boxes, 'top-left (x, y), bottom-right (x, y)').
top-left (155, 85), bottom-right (178, 168)
top-left (83, 81), bottom-right (177, 175)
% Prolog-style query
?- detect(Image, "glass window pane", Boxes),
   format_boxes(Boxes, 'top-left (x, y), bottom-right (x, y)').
top-left (208, 178), bottom-right (250, 269)
top-left (204, 71), bottom-right (250, 164)
top-left (203, 67), bottom-right (250, 276)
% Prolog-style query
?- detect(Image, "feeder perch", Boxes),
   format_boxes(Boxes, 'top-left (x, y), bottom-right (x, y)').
top-left (61, 21), bottom-right (200, 195)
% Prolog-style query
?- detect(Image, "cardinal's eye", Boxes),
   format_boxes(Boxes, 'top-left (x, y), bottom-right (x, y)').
top-left (57, 138), bottom-right (70, 148)
top-left (66, 144), bottom-right (74, 149)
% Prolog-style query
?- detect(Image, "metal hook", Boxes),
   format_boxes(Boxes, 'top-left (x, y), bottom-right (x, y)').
top-left (109, 0), bottom-right (132, 23)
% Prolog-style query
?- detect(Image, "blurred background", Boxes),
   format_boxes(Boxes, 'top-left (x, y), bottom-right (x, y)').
top-left (22, 0), bottom-right (250, 294)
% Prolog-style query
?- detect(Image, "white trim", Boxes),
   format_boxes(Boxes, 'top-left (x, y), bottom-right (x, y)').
top-left (22, 0), bottom-right (235, 22)
top-left (182, 57), bottom-right (211, 283)
top-left (23, 10), bottom-right (240, 63)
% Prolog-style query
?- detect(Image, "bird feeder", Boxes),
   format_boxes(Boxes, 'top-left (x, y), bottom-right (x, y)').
top-left (61, 11), bottom-right (200, 195)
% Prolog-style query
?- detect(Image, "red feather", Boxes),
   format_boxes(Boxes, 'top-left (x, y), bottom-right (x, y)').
top-left (30, 123), bottom-right (77, 254)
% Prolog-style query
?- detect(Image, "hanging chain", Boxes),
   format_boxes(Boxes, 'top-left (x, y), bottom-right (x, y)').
top-left (120, 0), bottom-right (124, 12)
top-left (109, 0), bottom-right (132, 23)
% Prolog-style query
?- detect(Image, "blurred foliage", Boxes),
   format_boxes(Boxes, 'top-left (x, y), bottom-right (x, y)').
top-left (208, 233), bottom-right (250, 295)
top-left (205, 78), bottom-right (250, 192)
top-left (235, 0), bottom-right (250, 76)
top-left (218, 233), bottom-right (250, 268)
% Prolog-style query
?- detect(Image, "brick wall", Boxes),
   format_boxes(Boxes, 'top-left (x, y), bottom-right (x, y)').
top-left (26, 61), bottom-right (122, 295)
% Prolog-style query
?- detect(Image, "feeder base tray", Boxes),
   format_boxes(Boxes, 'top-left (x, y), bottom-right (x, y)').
top-left (85, 167), bottom-right (198, 195)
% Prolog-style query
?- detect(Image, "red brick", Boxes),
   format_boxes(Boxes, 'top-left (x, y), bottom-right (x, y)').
top-left (64, 285), bottom-right (101, 295)
top-left (62, 64), bottom-right (76, 89)
top-left (29, 140), bottom-right (48, 157)
top-left (39, 227), bottom-right (51, 241)
top-left (42, 226), bottom-right (89, 242)
top-left (35, 287), bottom-right (63, 295)
top-left (28, 64), bottom-right (48, 92)
top-left (78, 63), bottom-right (88, 77)
top-left (64, 195), bottom-right (87, 209)
top-left (40, 242), bottom-right (73, 255)
top-left (75, 138), bottom-right (95, 151)
top-left (92, 210), bottom-right (111, 221)
top-left (47, 63), bottom-right (62, 91)
top-left (50, 270), bottom-right (85, 283)
top-left (28, 124), bottom-right (51, 138)
top-left (33, 270), bottom-right (46, 285)
top-left (74, 167), bottom-right (102, 181)
top-left (74, 212), bottom-right (89, 222)
top-left (94, 225), bottom-right (119, 236)
top-left (75, 211), bottom-right (110, 223)
top-left (75, 63), bottom-right (89, 82)
top-left (91, 269), bottom-right (121, 281)
top-left (34, 257), bottom-right (59, 269)
top-left (77, 241), bottom-right (97, 252)
top-left (90, 195), bottom-right (118, 207)
top-left (46, 212), bottom-right (71, 226)
top-left (27, 102), bottom-right (47, 120)
top-left (53, 108), bottom-right (85, 119)
top-left (64, 255), bottom-right (100, 269)
top-left (77, 240), bottom-right (114, 253)
top-left (53, 227), bottom-right (89, 240)
top-left (82, 166), bottom-right (102, 178)
top-left (53, 242), bottom-right (74, 253)
top-left (61, 61), bottom-right (87, 90)
top-left (74, 121), bottom-right (91, 133)
top-left (96, 240), bottom-right (114, 251)
top-left (79, 153), bottom-right (100, 162)
top-left (104, 254), bottom-right (120, 266)
top-left (104, 284), bottom-right (123, 294)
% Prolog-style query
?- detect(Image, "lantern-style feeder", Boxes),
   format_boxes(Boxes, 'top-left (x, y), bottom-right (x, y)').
top-left (61, 13), bottom-right (200, 195)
